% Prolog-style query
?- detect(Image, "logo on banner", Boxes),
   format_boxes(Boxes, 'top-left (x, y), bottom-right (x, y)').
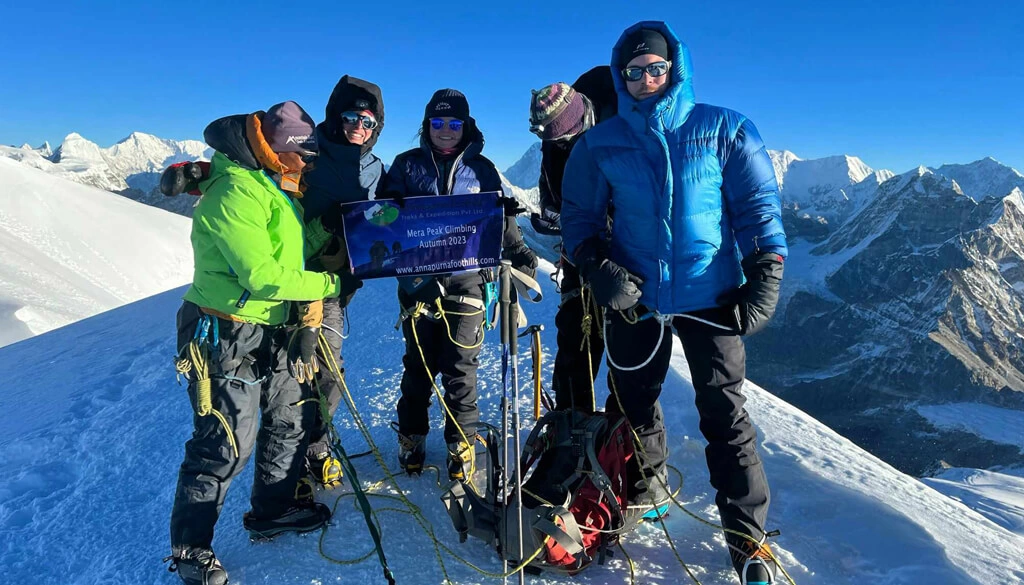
top-left (363, 202), bottom-right (400, 227)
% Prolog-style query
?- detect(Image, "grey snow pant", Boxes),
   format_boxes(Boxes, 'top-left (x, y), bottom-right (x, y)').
top-left (169, 302), bottom-right (316, 551)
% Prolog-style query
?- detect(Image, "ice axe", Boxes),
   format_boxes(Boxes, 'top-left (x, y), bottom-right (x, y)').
top-left (517, 324), bottom-right (551, 420)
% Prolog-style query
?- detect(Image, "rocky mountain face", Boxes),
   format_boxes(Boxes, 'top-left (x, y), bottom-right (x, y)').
top-left (501, 140), bottom-right (1024, 475)
top-left (504, 141), bottom-right (542, 191)
top-left (752, 161), bottom-right (1024, 475)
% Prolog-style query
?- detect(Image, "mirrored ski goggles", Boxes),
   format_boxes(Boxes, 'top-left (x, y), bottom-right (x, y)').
top-left (621, 61), bottom-right (670, 82)
top-left (340, 111), bottom-right (378, 130)
top-left (429, 118), bottom-right (464, 131)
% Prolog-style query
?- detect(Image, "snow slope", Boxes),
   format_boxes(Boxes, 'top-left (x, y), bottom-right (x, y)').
top-left (1, 267), bottom-right (1022, 584)
top-left (0, 157), bottom-right (193, 347)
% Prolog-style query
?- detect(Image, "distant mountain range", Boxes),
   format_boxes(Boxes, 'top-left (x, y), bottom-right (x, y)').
top-left (2, 132), bottom-right (211, 217)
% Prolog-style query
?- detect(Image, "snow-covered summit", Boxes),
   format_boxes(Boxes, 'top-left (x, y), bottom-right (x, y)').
top-left (932, 157), bottom-right (1024, 200)
top-left (770, 150), bottom-right (884, 226)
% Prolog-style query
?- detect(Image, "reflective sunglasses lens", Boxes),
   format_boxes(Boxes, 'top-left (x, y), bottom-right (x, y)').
top-left (623, 67), bottom-right (644, 82)
top-left (447, 120), bottom-right (463, 131)
top-left (430, 118), bottom-right (445, 130)
top-left (300, 153), bottom-right (317, 164)
top-left (360, 116), bottom-right (377, 130)
top-left (648, 62), bottom-right (669, 77)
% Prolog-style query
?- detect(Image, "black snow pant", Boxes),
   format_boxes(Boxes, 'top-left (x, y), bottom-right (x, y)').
top-left (169, 302), bottom-right (316, 552)
top-left (396, 298), bottom-right (484, 444)
top-left (603, 306), bottom-right (770, 547)
top-left (552, 260), bottom-right (606, 412)
top-left (306, 297), bottom-right (344, 457)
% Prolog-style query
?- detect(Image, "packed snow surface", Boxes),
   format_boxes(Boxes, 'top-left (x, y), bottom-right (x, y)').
top-left (1, 267), bottom-right (1022, 584)
top-left (0, 157), bottom-right (192, 347)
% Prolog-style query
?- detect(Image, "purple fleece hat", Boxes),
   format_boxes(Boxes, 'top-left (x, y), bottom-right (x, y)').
top-left (529, 83), bottom-right (587, 141)
top-left (262, 101), bottom-right (318, 153)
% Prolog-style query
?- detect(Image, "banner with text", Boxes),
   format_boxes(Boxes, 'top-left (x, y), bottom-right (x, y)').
top-left (341, 191), bottom-right (504, 279)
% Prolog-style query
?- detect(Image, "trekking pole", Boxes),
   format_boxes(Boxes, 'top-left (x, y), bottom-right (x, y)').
top-left (498, 261), bottom-right (512, 585)
top-left (499, 260), bottom-right (526, 585)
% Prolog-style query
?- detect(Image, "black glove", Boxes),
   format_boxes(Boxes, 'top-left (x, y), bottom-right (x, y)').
top-left (287, 300), bottom-right (326, 382)
top-left (582, 258), bottom-right (643, 311)
top-left (320, 204), bottom-right (344, 234)
top-left (497, 196), bottom-right (527, 217)
top-left (331, 270), bottom-right (364, 303)
top-left (503, 242), bottom-right (539, 279)
top-left (530, 207), bottom-right (561, 236)
top-left (717, 252), bottom-right (784, 336)
top-left (287, 326), bottom-right (320, 383)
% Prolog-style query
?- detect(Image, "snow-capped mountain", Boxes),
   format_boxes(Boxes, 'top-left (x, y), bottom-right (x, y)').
top-left (932, 156), bottom-right (1024, 200)
top-left (2, 131), bottom-right (212, 217)
top-left (0, 157), bottom-right (192, 347)
top-left (1, 269), bottom-right (1023, 584)
top-left (18, 141), bottom-right (52, 157)
top-left (769, 150), bottom-right (895, 241)
top-left (748, 162), bottom-right (1024, 475)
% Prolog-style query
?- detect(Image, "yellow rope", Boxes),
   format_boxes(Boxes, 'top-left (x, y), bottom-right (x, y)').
top-left (181, 339), bottom-right (239, 458)
top-left (315, 332), bottom-right (557, 581)
top-left (408, 314), bottom-right (480, 490)
top-left (434, 297), bottom-right (485, 350)
top-left (617, 541), bottom-right (637, 585)
top-left (315, 334), bottom-right (452, 583)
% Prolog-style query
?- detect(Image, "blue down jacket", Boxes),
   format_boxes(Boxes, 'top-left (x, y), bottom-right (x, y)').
top-left (561, 20), bottom-right (787, 315)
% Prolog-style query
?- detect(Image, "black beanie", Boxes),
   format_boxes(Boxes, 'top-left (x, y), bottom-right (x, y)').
top-left (618, 29), bottom-right (670, 69)
top-left (424, 89), bottom-right (470, 120)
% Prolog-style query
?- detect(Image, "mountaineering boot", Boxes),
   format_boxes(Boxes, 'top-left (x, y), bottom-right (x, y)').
top-left (306, 446), bottom-right (343, 489)
top-left (729, 536), bottom-right (777, 585)
top-left (242, 501), bottom-right (331, 541)
top-left (446, 440), bottom-right (475, 482)
top-left (626, 467), bottom-right (671, 521)
top-left (395, 426), bottom-right (426, 475)
top-left (165, 546), bottom-right (228, 585)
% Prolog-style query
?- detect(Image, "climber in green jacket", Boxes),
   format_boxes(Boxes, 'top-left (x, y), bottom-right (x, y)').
top-left (166, 101), bottom-right (361, 585)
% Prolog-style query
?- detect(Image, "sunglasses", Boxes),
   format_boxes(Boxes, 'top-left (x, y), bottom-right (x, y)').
top-left (300, 152), bottom-right (318, 164)
top-left (621, 61), bottom-right (670, 82)
top-left (340, 111), bottom-right (378, 130)
top-left (430, 118), bottom-right (464, 131)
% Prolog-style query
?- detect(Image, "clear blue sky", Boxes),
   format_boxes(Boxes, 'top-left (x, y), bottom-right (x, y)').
top-left (2, 1), bottom-right (1022, 174)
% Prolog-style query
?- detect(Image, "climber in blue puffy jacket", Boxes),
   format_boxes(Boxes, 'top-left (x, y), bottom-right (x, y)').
top-left (560, 21), bottom-right (787, 585)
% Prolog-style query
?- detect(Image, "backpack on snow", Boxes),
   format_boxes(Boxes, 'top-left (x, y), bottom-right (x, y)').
top-left (441, 409), bottom-right (635, 574)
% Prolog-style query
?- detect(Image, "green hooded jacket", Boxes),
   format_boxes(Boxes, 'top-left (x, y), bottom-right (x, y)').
top-left (183, 152), bottom-right (340, 325)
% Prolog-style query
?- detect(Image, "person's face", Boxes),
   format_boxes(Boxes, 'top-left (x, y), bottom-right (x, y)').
top-left (277, 151), bottom-right (313, 172)
top-left (340, 110), bottom-right (376, 146)
top-left (624, 54), bottom-right (671, 101)
top-left (428, 117), bottom-right (464, 149)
